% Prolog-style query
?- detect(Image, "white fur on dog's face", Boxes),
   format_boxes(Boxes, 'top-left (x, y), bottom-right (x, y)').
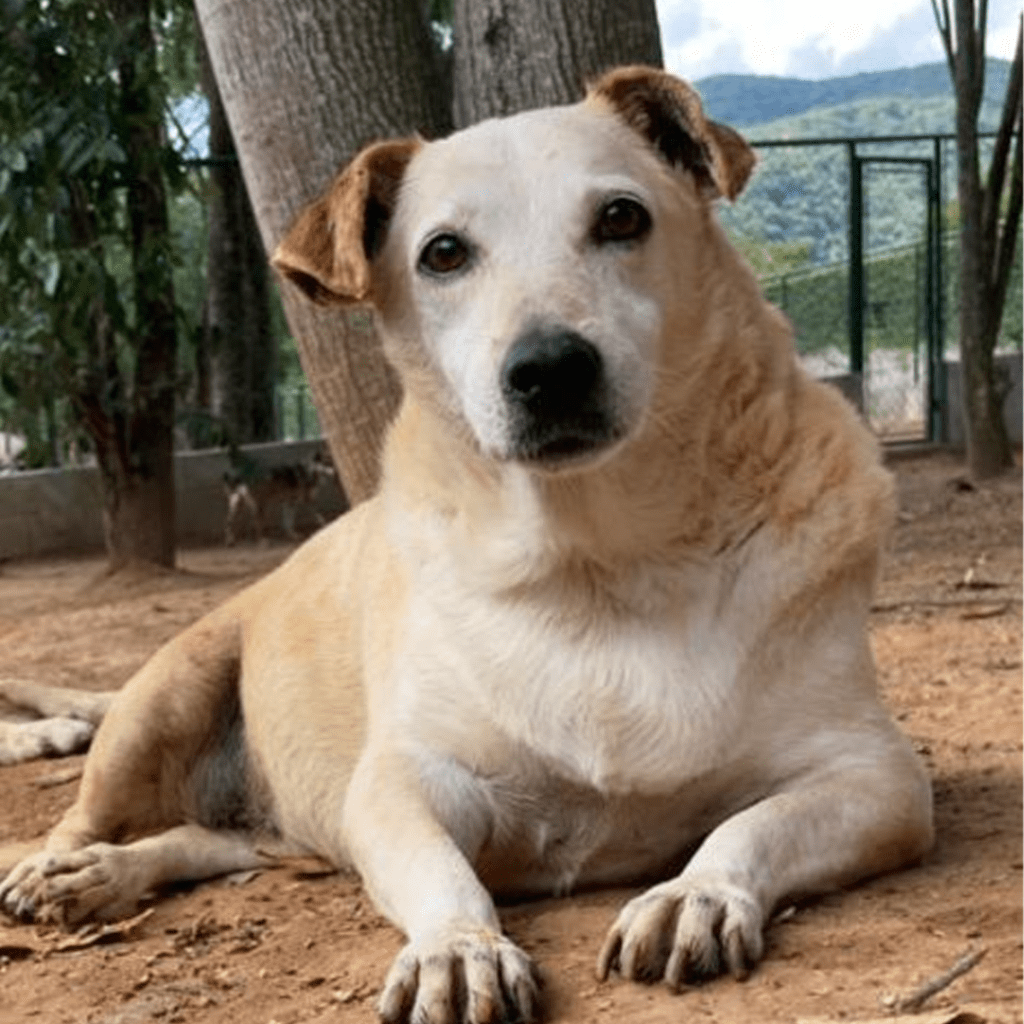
top-left (377, 103), bottom-right (699, 469)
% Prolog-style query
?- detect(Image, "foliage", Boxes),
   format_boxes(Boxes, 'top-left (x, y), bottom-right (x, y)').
top-left (0, 0), bottom-right (191, 466)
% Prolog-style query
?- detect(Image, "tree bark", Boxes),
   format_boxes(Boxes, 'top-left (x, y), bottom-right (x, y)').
top-left (933, 0), bottom-right (1017, 478)
top-left (194, 0), bottom-right (450, 503)
top-left (102, 0), bottom-right (179, 568)
top-left (452, 0), bottom-right (662, 127)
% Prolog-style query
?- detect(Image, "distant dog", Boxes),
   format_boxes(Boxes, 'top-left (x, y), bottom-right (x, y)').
top-left (223, 448), bottom-right (336, 545)
top-left (0, 67), bottom-right (932, 1024)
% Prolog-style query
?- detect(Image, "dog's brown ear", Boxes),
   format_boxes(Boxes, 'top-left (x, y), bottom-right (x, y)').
top-left (272, 138), bottom-right (421, 305)
top-left (588, 66), bottom-right (755, 201)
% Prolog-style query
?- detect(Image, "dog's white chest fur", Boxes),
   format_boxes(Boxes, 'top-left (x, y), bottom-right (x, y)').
top-left (389, 528), bottom-right (760, 892)
top-left (397, 524), bottom-right (751, 796)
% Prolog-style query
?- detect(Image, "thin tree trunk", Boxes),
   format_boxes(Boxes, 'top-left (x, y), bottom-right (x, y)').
top-left (242, 190), bottom-right (277, 442)
top-left (105, 0), bottom-right (178, 568)
top-left (452, 0), bottom-right (662, 127)
top-left (933, 0), bottom-right (1016, 478)
top-left (194, 0), bottom-right (450, 503)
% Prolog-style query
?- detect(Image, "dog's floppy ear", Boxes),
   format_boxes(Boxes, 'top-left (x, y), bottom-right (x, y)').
top-left (272, 138), bottom-right (421, 305)
top-left (588, 66), bottom-right (755, 201)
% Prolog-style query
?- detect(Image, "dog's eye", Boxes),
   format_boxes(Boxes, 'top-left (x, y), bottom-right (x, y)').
top-left (418, 233), bottom-right (471, 276)
top-left (593, 198), bottom-right (652, 245)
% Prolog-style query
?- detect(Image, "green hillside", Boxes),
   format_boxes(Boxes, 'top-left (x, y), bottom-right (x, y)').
top-left (696, 60), bottom-right (1011, 127)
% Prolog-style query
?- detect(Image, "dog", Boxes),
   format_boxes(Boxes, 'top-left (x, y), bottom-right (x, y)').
top-left (223, 448), bottom-right (337, 545)
top-left (0, 679), bottom-right (112, 766)
top-left (0, 66), bottom-right (932, 1024)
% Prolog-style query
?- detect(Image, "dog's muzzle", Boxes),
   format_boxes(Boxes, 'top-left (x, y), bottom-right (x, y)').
top-left (500, 327), bottom-right (619, 468)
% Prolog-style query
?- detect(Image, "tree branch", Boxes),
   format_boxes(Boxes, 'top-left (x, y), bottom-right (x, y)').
top-left (991, 109), bottom-right (1022, 322)
top-left (954, 0), bottom-right (985, 116)
top-left (982, 16), bottom-right (1022, 251)
top-left (931, 0), bottom-right (956, 78)
top-left (977, 0), bottom-right (989, 71)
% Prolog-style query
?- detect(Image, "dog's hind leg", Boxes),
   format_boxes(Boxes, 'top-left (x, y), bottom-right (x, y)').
top-left (0, 680), bottom-right (114, 765)
top-left (0, 679), bottom-right (114, 725)
top-left (1, 603), bottom-right (271, 925)
top-left (0, 718), bottom-right (95, 766)
top-left (0, 824), bottom-right (268, 925)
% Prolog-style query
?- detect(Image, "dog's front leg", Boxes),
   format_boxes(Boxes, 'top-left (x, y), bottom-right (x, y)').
top-left (596, 744), bottom-right (932, 990)
top-left (344, 747), bottom-right (541, 1024)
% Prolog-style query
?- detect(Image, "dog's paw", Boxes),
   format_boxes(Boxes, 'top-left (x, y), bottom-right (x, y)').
top-left (596, 875), bottom-right (765, 990)
top-left (0, 844), bottom-right (142, 926)
top-left (0, 717), bottom-right (95, 766)
top-left (378, 925), bottom-right (541, 1024)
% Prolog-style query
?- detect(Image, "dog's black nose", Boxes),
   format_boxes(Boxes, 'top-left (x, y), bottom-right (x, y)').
top-left (502, 329), bottom-right (603, 415)
top-left (500, 328), bottom-right (616, 465)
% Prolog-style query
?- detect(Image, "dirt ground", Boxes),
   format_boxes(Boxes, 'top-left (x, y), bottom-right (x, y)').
top-left (0, 450), bottom-right (1020, 1024)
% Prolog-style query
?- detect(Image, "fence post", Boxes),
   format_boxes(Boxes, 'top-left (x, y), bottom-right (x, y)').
top-left (932, 136), bottom-right (947, 441)
top-left (848, 143), bottom-right (864, 376)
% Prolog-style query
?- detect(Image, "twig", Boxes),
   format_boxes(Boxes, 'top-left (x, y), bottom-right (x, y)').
top-left (871, 597), bottom-right (1018, 613)
top-left (887, 946), bottom-right (988, 1014)
top-left (52, 907), bottom-right (155, 953)
top-left (31, 766), bottom-right (83, 789)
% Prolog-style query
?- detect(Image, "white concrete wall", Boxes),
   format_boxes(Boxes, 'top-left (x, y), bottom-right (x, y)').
top-left (944, 351), bottom-right (1023, 449)
top-left (0, 440), bottom-right (347, 560)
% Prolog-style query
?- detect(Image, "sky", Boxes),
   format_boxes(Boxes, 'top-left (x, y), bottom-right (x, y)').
top-left (655, 0), bottom-right (1022, 80)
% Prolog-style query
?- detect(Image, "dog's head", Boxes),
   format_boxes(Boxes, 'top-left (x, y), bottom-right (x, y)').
top-left (273, 66), bottom-right (755, 473)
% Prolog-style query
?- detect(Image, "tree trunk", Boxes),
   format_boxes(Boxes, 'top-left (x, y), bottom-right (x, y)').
top-left (194, 0), bottom-right (451, 504)
top-left (103, 0), bottom-right (179, 568)
top-left (452, 0), bottom-right (662, 127)
top-left (953, 80), bottom-right (1009, 477)
top-left (198, 33), bottom-right (276, 446)
top-left (935, 0), bottom-right (1018, 478)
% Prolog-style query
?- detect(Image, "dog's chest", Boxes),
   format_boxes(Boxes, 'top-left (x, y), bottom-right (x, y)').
top-left (399, 554), bottom-right (754, 797)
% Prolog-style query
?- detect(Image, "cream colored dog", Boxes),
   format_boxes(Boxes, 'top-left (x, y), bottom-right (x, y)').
top-left (0, 67), bottom-right (932, 1024)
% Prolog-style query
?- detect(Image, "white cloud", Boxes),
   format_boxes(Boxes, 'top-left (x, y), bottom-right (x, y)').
top-left (656, 0), bottom-right (1022, 80)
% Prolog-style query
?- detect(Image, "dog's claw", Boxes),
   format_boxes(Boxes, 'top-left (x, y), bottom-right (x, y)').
top-left (0, 844), bottom-right (137, 928)
top-left (379, 927), bottom-right (540, 1024)
top-left (598, 875), bottom-right (764, 991)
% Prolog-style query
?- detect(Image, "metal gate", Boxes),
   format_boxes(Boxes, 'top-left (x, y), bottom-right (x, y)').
top-left (851, 155), bottom-right (943, 440)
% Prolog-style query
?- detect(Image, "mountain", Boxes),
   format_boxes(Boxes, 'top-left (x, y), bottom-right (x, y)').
top-left (695, 60), bottom-right (1011, 129)
top-left (739, 93), bottom-right (1002, 142)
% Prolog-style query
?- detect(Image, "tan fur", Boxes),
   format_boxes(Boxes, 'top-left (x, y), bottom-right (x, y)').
top-left (0, 67), bottom-right (932, 1024)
